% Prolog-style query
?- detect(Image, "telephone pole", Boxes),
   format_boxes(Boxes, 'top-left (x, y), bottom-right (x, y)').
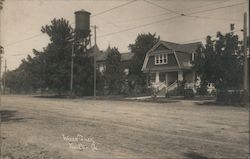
top-left (3, 59), bottom-right (6, 94)
top-left (243, 12), bottom-right (249, 105)
top-left (93, 25), bottom-right (97, 99)
top-left (70, 43), bottom-right (74, 95)
top-left (0, 1), bottom-right (4, 158)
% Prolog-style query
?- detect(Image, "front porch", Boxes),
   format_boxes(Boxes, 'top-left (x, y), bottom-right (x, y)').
top-left (148, 70), bottom-right (196, 94)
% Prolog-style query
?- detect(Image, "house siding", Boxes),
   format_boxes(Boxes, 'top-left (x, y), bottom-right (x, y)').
top-left (175, 51), bottom-right (192, 67)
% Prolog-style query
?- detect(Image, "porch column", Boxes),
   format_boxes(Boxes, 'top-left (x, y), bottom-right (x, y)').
top-left (155, 71), bottom-right (159, 83)
top-left (165, 73), bottom-right (169, 86)
top-left (178, 71), bottom-right (183, 81)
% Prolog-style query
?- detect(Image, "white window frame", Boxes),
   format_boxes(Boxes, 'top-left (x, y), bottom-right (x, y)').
top-left (191, 53), bottom-right (194, 61)
top-left (155, 54), bottom-right (168, 65)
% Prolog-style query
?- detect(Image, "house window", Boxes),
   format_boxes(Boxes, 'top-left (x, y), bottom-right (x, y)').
top-left (99, 64), bottom-right (105, 73)
top-left (124, 68), bottom-right (129, 75)
top-left (191, 53), bottom-right (194, 61)
top-left (155, 54), bottom-right (168, 65)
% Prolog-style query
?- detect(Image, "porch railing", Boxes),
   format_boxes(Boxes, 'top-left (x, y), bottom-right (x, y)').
top-left (166, 80), bottom-right (178, 92)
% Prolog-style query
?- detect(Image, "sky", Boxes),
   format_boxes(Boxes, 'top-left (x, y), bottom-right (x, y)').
top-left (0, 0), bottom-right (249, 70)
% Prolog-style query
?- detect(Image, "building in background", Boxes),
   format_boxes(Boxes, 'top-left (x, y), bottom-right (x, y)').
top-left (94, 45), bottom-right (134, 75)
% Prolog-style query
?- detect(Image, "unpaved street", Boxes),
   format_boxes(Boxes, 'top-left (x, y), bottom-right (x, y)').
top-left (0, 95), bottom-right (249, 158)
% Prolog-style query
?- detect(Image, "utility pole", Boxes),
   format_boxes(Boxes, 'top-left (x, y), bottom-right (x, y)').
top-left (70, 43), bottom-right (74, 95)
top-left (0, 1), bottom-right (4, 158)
top-left (0, 53), bottom-right (1, 159)
top-left (243, 12), bottom-right (249, 105)
top-left (3, 59), bottom-right (6, 94)
top-left (92, 25), bottom-right (98, 99)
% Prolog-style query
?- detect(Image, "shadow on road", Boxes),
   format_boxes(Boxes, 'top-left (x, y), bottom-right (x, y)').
top-left (0, 110), bottom-right (32, 123)
top-left (184, 152), bottom-right (209, 159)
top-left (194, 101), bottom-right (245, 107)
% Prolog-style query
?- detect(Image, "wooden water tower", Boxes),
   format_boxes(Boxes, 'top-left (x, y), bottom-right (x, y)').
top-left (74, 9), bottom-right (91, 51)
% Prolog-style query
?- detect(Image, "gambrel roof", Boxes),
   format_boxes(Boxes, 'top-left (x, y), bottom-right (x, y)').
top-left (161, 41), bottom-right (201, 53)
top-left (142, 40), bottom-right (201, 72)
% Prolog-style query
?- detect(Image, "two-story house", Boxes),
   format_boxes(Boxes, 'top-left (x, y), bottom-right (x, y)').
top-left (92, 45), bottom-right (134, 75)
top-left (141, 40), bottom-right (201, 93)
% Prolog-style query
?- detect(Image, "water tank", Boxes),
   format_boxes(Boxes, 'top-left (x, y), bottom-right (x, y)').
top-left (75, 9), bottom-right (91, 38)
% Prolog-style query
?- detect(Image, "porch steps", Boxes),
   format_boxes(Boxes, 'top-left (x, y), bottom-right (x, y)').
top-left (156, 81), bottom-right (178, 96)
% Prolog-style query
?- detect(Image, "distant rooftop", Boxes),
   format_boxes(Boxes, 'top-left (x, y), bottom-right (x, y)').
top-left (89, 45), bottom-right (134, 62)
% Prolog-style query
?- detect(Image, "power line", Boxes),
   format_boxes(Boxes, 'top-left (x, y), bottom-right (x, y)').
top-left (181, 0), bottom-right (232, 12)
top-left (186, 15), bottom-right (241, 22)
top-left (144, 0), bottom-right (182, 16)
top-left (4, 33), bottom-right (43, 48)
top-left (97, 1), bottom-right (247, 39)
top-left (91, 0), bottom-right (137, 17)
top-left (3, 0), bottom-right (137, 48)
top-left (7, 29), bottom-right (245, 57)
top-left (11, 54), bottom-right (28, 56)
top-left (179, 29), bottom-right (242, 44)
top-left (187, 1), bottom-right (247, 16)
top-left (3, 1), bottom-right (247, 48)
top-left (116, 0), bottom-right (235, 24)
top-left (144, 0), bottom-right (244, 22)
top-left (98, 15), bottom-right (180, 38)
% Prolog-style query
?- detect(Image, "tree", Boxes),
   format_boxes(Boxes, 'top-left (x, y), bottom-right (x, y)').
top-left (5, 18), bottom-right (98, 96)
top-left (193, 26), bottom-right (244, 91)
top-left (128, 33), bottom-right (160, 93)
top-left (40, 18), bottom-right (74, 94)
top-left (103, 47), bottom-right (125, 94)
top-left (4, 66), bottom-right (33, 93)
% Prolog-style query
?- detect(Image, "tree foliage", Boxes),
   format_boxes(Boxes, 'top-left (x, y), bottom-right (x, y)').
top-left (193, 27), bottom-right (244, 90)
top-left (103, 47), bottom-right (125, 94)
top-left (128, 33), bottom-right (160, 93)
top-left (5, 18), bottom-right (95, 96)
top-left (40, 18), bottom-right (73, 94)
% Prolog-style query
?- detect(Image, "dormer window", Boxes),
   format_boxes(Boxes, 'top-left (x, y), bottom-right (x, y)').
top-left (155, 54), bottom-right (168, 65)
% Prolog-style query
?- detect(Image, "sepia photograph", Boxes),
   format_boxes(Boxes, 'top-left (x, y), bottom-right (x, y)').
top-left (0, 0), bottom-right (249, 158)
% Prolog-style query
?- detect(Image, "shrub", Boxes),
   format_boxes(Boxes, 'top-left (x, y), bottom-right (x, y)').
top-left (184, 89), bottom-right (195, 99)
top-left (176, 80), bottom-right (186, 96)
top-left (196, 85), bottom-right (208, 95)
top-left (216, 89), bottom-right (248, 104)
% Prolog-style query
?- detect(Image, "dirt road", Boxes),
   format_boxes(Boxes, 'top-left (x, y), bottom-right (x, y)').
top-left (0, 95), bottom-right (249, 158)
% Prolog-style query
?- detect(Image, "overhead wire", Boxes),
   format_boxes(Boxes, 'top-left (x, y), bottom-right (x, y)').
top-left (97, 1), bottom-right (247, 39)
top-left (144, 0), bottom-right (244, 21)
top-left (180, 0), bottom-right (232, 12)
top-left (115, 0), bottom-right (240, 24)
top-left (3, 0), bottom-right (137, 48)
top-left (10, 29), bottom-right (244, 57)
top-left (179, 29), bottom-right (242, 44)
top-left (187, 1), bottom-right (247, 16)
top-left (143, 0), bottom-right (182, 16)
top-left (91, 0), bottom-right (137, 17)
top-left (5, 0), bottom-right (247, 56)
top-left (4, 33), bottom-right (43, 47)
top-left (185, 15), bottom-right (241, 22)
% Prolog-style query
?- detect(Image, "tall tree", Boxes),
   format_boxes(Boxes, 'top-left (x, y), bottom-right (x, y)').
top-left (5, 18), bottom-right (97, 96)
top-left (193, 26), bottom-right (244, 91)
top-left (128, 33), bottom-right (160, 93)
top-left (41, 18), bottom-right (74, 94)
top-left (103, 47), bottom-right (125, 94)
